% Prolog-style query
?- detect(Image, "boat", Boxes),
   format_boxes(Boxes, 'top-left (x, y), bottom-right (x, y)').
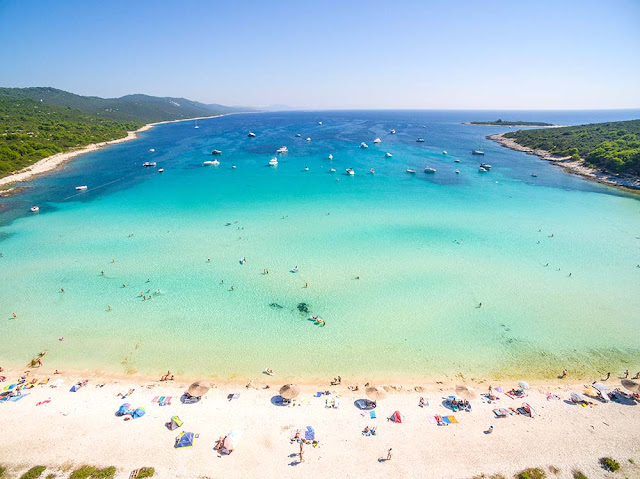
top-left (232, 165), bottom-right (237, 169)
top-left (385, 152), bottom-right (392, 157)
top-left (370, 168), bottom-right (375, 174)
top-left (455, 169), bottom-right (460, 174)
top-left (480, 163), bottom-right (492, 169)
top-left (306, 137), bottom-right (311, 141)
top-left (75, 185), bottom-right (87, 191)
top-left (295, 133), bottom-right (301, 137)
top-left (248, 131), bottom-right (256, 137)
top-left (373, 138), bottom-right (382, 144)
top-left (406, 169), bottom-right (416, 174)
top-left (328, 154), bottom-right (333, 160)
top-left (194, 120), bottom-right (199, 129)
top-left (416, 138), bottom-right (425, 143)
top-left (264, 368), bottom-right (275, 376)
top-left (149, 148), bottom-right (155, 152)
top-left (454, 159), bottom-right (461, 163)
top-left (268, 157), bottom-right (278, 166)
top-left (30, 206), bottom-right (39, 212)
top-left (360, 142), bottom-right (368, 148)
top-left (211, 149), bottom-right (222, 155)
top-left (204, 160), bottom-right (220, 166)
top-left (276, 146), bottom-right (288, 154)
top-left (158, 169), bottom-right (164, 173)
top-left (472, 150), bottom-right (485, 155)
top-left (143, 162), bottom-right (156, 167)
top-left (478, 167), bottom-right (488, 172)
top-left (390, 129), bottom-right (396, 134)
top-left (424, 167), bottom-right (436, 174)
top-left (318, 121), bottom-right (322, 125)
top-left (442, 150), bottom-right (447, 155)
top-left (531, 173), bottom-right (537, 177)
top-left (329, 168), bottom-right (336, 172)
top-left (304, 166), bottom-right (310, 171)
top-left (346, 168), bottom-right (355, 176)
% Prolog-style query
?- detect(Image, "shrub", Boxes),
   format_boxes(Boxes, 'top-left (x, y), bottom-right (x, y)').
top-left (69, 466), bottom-right (116, 479)
top-left (572, 471), bottom-right (588, 479)
top-left (0, 465), bottom-right (6, 479)
top-left (515, 468), bottom-right (547, 479)
top-left (137, 468), bottom-right (155, 478)
top-left (46, 475), bottom-right (56, 479)
top-left (20, 466), bottom-right (47, 479)
top-left (600, 457), bottom-right (620, 472)
top-left (547, 465), bottom-right (560, 475)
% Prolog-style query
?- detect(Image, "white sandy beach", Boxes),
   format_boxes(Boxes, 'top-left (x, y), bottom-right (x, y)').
top-left (1, 368), bottom-right (638, 479)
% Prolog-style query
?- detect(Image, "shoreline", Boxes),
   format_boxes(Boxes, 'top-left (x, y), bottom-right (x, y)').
top-left (0, 113), bottom-right (233, 192)
top-left (463, 122), bottom-right (563, 127)
top-left (488, 132), bottom-right (640, 191)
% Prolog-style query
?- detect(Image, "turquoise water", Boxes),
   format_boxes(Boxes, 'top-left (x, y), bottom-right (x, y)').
top-left (1, 111), bottom-right (640, 382)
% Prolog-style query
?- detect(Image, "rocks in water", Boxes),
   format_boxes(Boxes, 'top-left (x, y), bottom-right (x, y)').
top-left (269, 303), bottom-right (283, 309)
top-left (297, 302), bottom-right (309, 314)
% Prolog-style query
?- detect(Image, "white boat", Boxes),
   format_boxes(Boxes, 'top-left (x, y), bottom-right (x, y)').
top-left (416, 138), bottom-right (425, 143)
top-left (75, 185), bottom-right (88, 191)
top-left (373, 138), bottom-right (382, 144)
top-left (329, 168), bottom-right (336, 172)
top-left (204, 160), bottom-right (220, 166)
top-left (478, 167), bottom-right (488, 172)
top-left (158, 168), bottom-right (164, 173)
top-left (318, 121), bottom-right (323, 125)
top-left (472, 150), bottom-right (485, 155)
top-left (194, 120), bottom-right (199, 129)
top-left (304, 167), bottom-right (310, 171)
top-left (248, 131), bottom-right (256, 137)
top-left (276, 146), bottom-right (288, 154)
top-left (211, 149), bottom-right (222, 155)
top-left (531, 173), bottom-right (537, 177)
top-left (454, 159), bottom-right (461, 163)
top-left (30, 206), bottom-right (39, 212)
top-left (424, 167), bottom-right (436, 174)
top-left (346, 168), bottom-right (355, 176)
top-left (295, 133), bottom-right (301, 137)
top-left (143, 162), bottom-right (156, 167)
top-left (360, 142), bottom-right (368, 148)
top-left (370, 168), bottom-right (375, 174)
top-left (455, 169), bottom-right (460, 174)
top-left (442, 150), bottom-right (447, 155)
top-left (390, 129), bottom-right (396, 134)
top-left (385, 152), bottom-right (392, 158)
top-left (264, 368), bottom-right (275, 376)
top-left (306, 137), bottom-right (311, 141)
top-left (268, 157), bottom-right (278, 166)
top-left (328, 154), bottom-right (333, 160)
top-left (149, 148), bottom-right (155, 152)
top-left (480, 163), bottom-right (492, 169)
top-left (232, 165), bottom-right (237, 169)
top-left (406, 169), bottom-right (416, 174)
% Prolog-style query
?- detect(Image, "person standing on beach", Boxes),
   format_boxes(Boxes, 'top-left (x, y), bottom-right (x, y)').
top-left (561, 369), bottom-right (567, 378)
top-left (299, 442), bottom-right (304, 463)
top-left (624, 369), bottom-right (629, 379)
top-left (386, 448), bottom-right (393, 461)
top-left (603, 372), bottom-right (611, 381)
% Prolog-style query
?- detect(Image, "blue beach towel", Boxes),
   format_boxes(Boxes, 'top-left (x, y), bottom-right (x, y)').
top-left (370, 410), bottom-right (377, 419)
top-left (305, 426), bottom-right (315, 441)
top-left (10, 394), bottom-right (29, 402)
top-left (442, 416), bottom-right (451, 424)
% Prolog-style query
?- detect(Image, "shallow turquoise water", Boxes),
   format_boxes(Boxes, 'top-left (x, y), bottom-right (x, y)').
top-left (1, 111), bottom-right (639, 382)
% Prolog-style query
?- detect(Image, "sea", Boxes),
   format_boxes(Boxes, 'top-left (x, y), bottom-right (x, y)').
top-left (1, 110), bottom-right (639, 383)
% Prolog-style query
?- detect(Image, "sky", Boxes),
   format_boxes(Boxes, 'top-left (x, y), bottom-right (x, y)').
top-left (0, 0), bottom-right (639, 110)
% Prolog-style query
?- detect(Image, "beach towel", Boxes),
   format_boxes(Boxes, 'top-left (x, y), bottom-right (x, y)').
top-left (495, 387), bottom-right (504, 393)
top-left (427, 416), bottom-right (438, 425)
top-left (227, 393), bottom-right (239, 401)
top-left (10, 394), bottom-right (28, 402)
top-left (493, 409), bottom-right (508, 418)
top-left (36, 399), bottom-right (51, 406)
top-left (4, 384), bottom-right (16, 391)
top-left (370, 410), bottom-right (377, 419)
top-left (160, 397), bottom-right (172, 406)
top-left (445, 415), bottom-right (458, 424)
top-left (305, 426), bottom-right (315, 441)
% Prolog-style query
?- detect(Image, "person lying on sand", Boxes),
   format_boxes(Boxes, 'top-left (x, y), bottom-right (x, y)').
top-left (419, 397), bottom-right (427, 407)
top-left (215, 436), bottom-right (224, 450)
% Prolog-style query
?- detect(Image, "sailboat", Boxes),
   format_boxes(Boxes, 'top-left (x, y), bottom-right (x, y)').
top-left (194, 120), bottom-right (199, 129)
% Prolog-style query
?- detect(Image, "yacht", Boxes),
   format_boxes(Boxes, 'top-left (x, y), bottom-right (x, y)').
top-left (385, 152), bottom-right (392, 158)
top-left (306, 137), bottom-right (311, 141)
top-left (329, 168), bottom-right (336, 172)
top-left (442, 150), bottom-right (447, 155)
top-left (424, 167), bottom-right (436, 174)
top-left (454, 159), bottom-right (461, 163)
top-left (455, 169), bottom-right (460, 174)
top-left (346, 168), bottom-right (355, 176)
top-left (373, 138), bottom-right (382, 144)
top-left (248, 131), bottom-right (256, 137)
top-left (360, 142), bottom-right (368, 148)
top-left (30, 206), bottom-right (39, 212)
top-left (318, 121), bottom-right (323, 125)
top-left (204, 160), bottom-right (220, 166)
top-left (143, 162), bottom-right (156, 167)
top-left (406, 169), bottom-right (416, 174)
top-left (472, 150), bottom-right (485, 155)
top-left (416, 138), bottom-right (425, 143)
top-left (478, 166), bottom-right (488, 172)
top-left (480, 163), bottom-right (492, 169)
top-left (328, 154), bottom-right (333, 160)
top-left (75, 185), bottom-right (88, 191)
top-left (158, 168), bottom-right (164, 173)
top-left (149, 148), bottom-right (155, 152)
top-left (390, 129), bottom-right (396, 134)
top-left (211, 149), bottom-right (222, 155)
top-left (277, 146), bottom-right (288, 154)
top-left (269, 157), bottom-right (278, 166)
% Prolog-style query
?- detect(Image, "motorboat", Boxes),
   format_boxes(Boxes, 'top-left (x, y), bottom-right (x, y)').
top-left (204, 160), bottom-right (220, 166)
top-left (360, 142), bottom-right (368, 148)
top-left (276, 146), bottom-right (288, 154)
top-left (232, 165), bottom-right (237, 169)
top-left (385, 152), bottom-right (392, 157)
top-left (442, 150), bottom-right (447, 155)
top-left (158, 168), bottom-right (164, 173)
top-left (30, 206), bottom-right (39, 212)
top-left (295, 133), bottom-right (301, 137)
top-left (480, 163), bottom-right (492, 169)
top-left (390, 129), bottom-right (396, 134)
top-left (455, 169), bottom-right (460, 174)
top-left (424, 167), bottom-right (436, 173)
top-left (454, 159), bottom-right (461, 163)
top-left (329, 168), bottom-right (336, 172)
top-left (416, 138), bottom-right (425, 143)
top-left (194, 120), bottom-right (199, 129)
top-left (318, 121), bottom-right (323, 125)
top-left (531, 173), bottom-right (537, 177)
top-left (304, 166), bottom-right (310, 171)
top-left (328, 154), bottom-right (333, 160)
top-left (268, 157), bottom-right (278, 166)
top-left (248, 131), bottom-right (256, 137)
top-left (149, 148), bottom-right (155, 152)
top-left (346, 168), bottom-right (355, 176)
top-left (306, 137), bottom-right (311, 141)
top-left (211, 149), bottom-right (222, 155)
top-left (373, 138), bottom-right (382, 144)
top-left (143, 162), bottom-right (156, 167)
top-left (75, 185), bottom-right (88, 190)
top-left (478, 166), bottom-right (488, 172)
top-left (370, 168), bottom-right (375, 174)
top-left (406, 169), bottom-right (416, 174)
top-left (472, 150), bottom-right (485, 155)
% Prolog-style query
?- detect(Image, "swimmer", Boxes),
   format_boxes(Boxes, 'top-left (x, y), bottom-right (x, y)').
top-left (207, 258), bottom-right (210, 263)
top-left (101, 271), bottom-right (105, 275)
top-left (122, 283), bottom-right (126, 288)
top-left (305, 282), bottom-right (308, 288)
top-left (156, 289), bottom-right (161, 294)
top-left (112, 259), bottom-right (116, 263)
top-left (12, 313), bottom-right (16, 318)
top-left (59, 337), bottom-right (64, 341)
top-left (478, 302), bottom-right (482, 308)
top-left (231, 286), bottom-right (235, 291)
top-left (354, 276), bottom-right (360, 280)
top-left (61, 287), bottom-right (65, 292)
top-left (108, 306), bottom-right (112, 311)
top-left (146, 278), bottom-right (150, 283)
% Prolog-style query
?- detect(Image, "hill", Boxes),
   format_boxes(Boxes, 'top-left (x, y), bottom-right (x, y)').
top-left (504, 119), bottom-right (640, 176)
top-left (469, 119), bottom-right (554, 126)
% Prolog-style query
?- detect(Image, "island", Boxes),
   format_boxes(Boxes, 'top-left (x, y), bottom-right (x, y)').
top-left (466, 119), bottom-right (555, 127)
top-left (489, 119), bottom-right (640, 190)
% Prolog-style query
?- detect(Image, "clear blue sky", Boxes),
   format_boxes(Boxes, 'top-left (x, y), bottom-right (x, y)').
top-left (1, 0), bottom-right (638, 109)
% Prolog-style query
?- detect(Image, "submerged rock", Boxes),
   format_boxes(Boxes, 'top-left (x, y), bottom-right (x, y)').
top-left (269, 303), bottom-right (283, 309)
top-left (297, 302), bottom-right (309, 314)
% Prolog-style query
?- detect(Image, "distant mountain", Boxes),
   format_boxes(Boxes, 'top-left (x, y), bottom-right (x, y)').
top-left (0, 87), bottom-right (248, 123)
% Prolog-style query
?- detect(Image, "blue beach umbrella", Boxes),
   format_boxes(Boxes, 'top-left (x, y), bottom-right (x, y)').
top-left (175, 432), bottom-right (195, 449)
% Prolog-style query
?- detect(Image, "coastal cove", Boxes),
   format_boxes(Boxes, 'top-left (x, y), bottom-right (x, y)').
top-left (1, 110), bottom-right (640, 385)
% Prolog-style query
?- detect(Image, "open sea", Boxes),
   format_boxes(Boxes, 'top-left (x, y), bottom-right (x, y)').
top-left (1, 110), bottom-right (639, 383)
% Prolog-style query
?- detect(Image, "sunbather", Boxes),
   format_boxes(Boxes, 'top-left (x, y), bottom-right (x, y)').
top-left (435, 414), bottom-right (447, 426)
top-left (215, 436), bottom-right (224, 451)
top-left (419, 397), bottom-right (427, 407)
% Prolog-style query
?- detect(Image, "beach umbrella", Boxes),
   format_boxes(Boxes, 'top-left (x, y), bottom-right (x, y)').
top-left (518, 381), bottom-right (530, 390)
top-left (279, 384), bottom-right (300, 400)
top-left (621, 379), bottom-right (640, 395)
top-left (223, 429), bottom-right (243, 451)
top-left (365, 386), bottom-right (387, 401)
top-left (592, 383), bottom-right (609, 393)
top-left (187, 381), bottom-right (210, 397)
top-left (570, 392), bottom-right (585, 403)
top-left (455, 385), bottom-right (478, 400)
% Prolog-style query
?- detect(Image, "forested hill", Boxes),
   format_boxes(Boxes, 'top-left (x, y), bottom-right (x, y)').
top-left (0, 87), bottom-right (247, 179)
top-left (504, 119), bottom-right (640, 176)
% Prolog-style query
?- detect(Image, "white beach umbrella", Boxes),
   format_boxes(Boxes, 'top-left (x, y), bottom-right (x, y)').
top-left (223, 429), bottom-right (243, 451)
top-left (592, 383), bottom-right (609, 393)
top-left (570, 392), bottom-right (585, 403)
top-left (518, 381), bottom-right (530, 390)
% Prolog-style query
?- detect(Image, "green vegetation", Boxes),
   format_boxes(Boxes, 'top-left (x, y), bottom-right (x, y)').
top-left (45, 475), bottom-right (56, 479)
top-left (514, 468), bottom-right (546, 479)
top-left (20, 466), bottom-right (47, 479)
top-left (547, 465), bottom-right (560, 475)
top-left (471, 474), bottom-right (507, 479)
top-left (470, 119), bottom-right (554, 126)
top-left (572, 471), bottom-right (588, 479)
top-left (0, 465), bottom-right (6, 478)
top-left (600, 457), bottom-right (621, 472)
top-left (504, 119), bottom-right (640, 175)
top-left (136, 468), bottom-right (155, 478)
top-left (68, 466), bottom-right (116, 479)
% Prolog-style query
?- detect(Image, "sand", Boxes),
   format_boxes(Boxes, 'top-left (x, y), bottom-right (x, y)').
top-left (1, 368), bottom-right (639, 478)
